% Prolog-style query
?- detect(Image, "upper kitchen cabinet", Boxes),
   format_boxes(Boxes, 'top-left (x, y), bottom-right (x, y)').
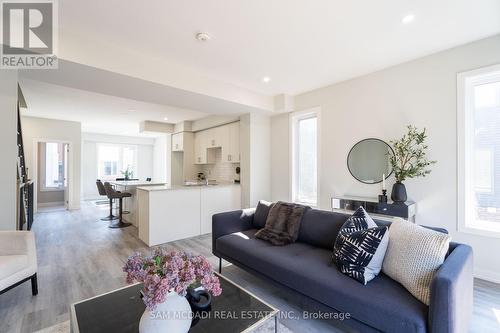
top-left (206, 125), bottom-right (227, 149)
top-left (172, 132), bottom-right (184, 152)
top-left (222, 122), bottom-right (240, 163)
top-left (194, 130), bottom-right (215, 164)
top-left (194, 122), bottom-right (240, 164)
top-left (194, 130), bottom-right (207, 164)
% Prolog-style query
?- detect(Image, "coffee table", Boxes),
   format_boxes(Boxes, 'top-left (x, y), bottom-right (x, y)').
top-left (70, 273), bottom-right (278, 333)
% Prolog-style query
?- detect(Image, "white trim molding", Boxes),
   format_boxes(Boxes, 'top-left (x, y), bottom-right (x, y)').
top-left (457, 63), bottom-right (500, 237)
top-left (289, 107), bottom-right (321, 207)
top-left (475, 268), bottom-right (500, 284)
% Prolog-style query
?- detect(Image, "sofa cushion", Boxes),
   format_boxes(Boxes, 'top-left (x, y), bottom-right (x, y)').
top-left (383, 218), bottom-right (451, 305)
top-left (217, 230), bottom-right (428, 333)
top-left (253, 200), bottom-right (274, 229)
top-left (0, 255), bottom-right (29, 280)
top-left (333, 207), bottom-right (389, 284)
top-left (297, 209), bottom-right (348, 249)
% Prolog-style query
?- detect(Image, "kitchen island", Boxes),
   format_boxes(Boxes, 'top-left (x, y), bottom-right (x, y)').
top-left (110, 180), bottom-right (167, 226)
top-left (136, 183), bottom-right (241, 246)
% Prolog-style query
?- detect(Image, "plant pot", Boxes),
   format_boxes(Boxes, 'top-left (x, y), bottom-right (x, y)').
top-left (391, 182), bottom-right (407, 203)
top-left (139, 291), bottom-right (192, 333)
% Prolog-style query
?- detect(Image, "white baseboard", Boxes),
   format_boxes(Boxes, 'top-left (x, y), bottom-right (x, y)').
top-left (37, 201), bottom-right (65, 207)
top-left (475, 268), bottom-right (500, 284)
top-left (84, 196), bottom-right (103, 201)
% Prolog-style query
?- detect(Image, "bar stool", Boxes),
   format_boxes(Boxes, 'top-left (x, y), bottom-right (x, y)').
top-left (103, 182), bottom-right (132, 229)
top-left (96, 180), bottom-right (118, 221)
top-left (114, 178), bottom-right (135, 214)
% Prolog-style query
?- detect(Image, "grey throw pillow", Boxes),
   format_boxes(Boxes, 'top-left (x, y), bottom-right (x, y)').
top-left (382, 218), bottom-right (451, 305)
top-left (253, 200), bottom-right (274, 229)
top-left (333, 207), bottom-right (389, 285)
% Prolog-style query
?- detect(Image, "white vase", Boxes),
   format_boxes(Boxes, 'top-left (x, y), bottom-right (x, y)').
top-left (139, 291), bottom-right (192, 333)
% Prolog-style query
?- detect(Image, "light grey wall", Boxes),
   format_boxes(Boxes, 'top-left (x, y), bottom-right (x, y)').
top-left (240, 113), bottom-right (272, 208)
top-left (0, 71), bottom-right (18, 230)
top-left (271, 113), bottom-right (290, 202)
top-left (270, 34), bottom-right (500, 282)
top-left (22, 116), bottom-right (82, 210)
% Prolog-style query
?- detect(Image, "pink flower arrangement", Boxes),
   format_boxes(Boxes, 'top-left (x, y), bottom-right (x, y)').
top-left (123, 249), bottom-right (222, 309)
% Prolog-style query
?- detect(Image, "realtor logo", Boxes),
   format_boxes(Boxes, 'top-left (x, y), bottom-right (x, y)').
top-left (1, 0), bottom-right (58, 68)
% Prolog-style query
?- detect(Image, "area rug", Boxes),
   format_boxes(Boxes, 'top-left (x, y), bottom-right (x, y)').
top-left (33, 317), bottom-right (292, 332)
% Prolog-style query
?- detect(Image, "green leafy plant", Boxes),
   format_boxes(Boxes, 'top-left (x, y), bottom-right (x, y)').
top-left (121, 166), bottom-right (134, 180)
top-left (389, 125), bottom-right (436, 183)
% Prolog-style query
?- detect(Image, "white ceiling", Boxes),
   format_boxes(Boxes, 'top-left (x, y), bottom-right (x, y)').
top-left (19, 79), bottom-right (208, 137)
top-left (57, 0), bottom-right (500, 96)
top-left (18, 0), bottom-right (500, 137)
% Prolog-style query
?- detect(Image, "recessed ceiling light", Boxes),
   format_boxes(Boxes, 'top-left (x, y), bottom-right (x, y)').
top-left (195, 32), bottom-right (211, 41)
top-left (128, 109), bottom-right (136, 112)
top-left (163, 117), bottom-right (168, 121)
top-left (262, 76), bottom-right (271, 83)
top-left (401, 14), bottom-right (415, 24)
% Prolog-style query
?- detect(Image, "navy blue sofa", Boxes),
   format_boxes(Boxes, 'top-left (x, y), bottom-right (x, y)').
top-left (212, 207), bottom-right (473, 333)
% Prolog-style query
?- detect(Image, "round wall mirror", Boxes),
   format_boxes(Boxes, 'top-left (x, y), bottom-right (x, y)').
top-left (347, 138), bottom-right (394, 184)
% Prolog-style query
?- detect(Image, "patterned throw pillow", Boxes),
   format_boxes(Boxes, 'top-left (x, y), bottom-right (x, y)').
top-left (333, 207), bottom-right (389, 284)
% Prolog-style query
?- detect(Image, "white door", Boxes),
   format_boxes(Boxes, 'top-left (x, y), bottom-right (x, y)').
top-left (63, 143), bottom-right (69, 209)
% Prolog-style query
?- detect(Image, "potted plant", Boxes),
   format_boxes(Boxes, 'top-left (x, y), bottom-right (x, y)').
top-left (121, 166), bottom-right (134, 180)
top-left (123, 249), bottom-right (222, 333)
top-left (389, 125), bottom-right (436, 203)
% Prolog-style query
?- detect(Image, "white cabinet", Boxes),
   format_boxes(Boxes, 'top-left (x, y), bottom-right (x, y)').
top-left (200, 185), bottom-right (241, 234)
top-left (194, 131), bottom-right (215, 164)
top-left (138, 187), bottom-right (201, 246)
top-left (222, 122), bottom-right (240, 163)
top-left (194, 122), bottom-right (240, 164)
top-left (194, 131), bottom-right (206, 164)
top-left (229, 122), bottom-right (240, 162)
top-left (206, 126), bottom-right (227, 148)
top-left (137, 185), bottom-right (242, 245)
top-left (172, 133), bottom-right (184, 152)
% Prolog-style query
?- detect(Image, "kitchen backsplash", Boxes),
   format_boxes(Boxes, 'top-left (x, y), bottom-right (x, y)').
top-left (200, 149), bottom-right (240, 183)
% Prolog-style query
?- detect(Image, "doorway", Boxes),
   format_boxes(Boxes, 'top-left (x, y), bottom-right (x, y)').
top-left (36, 142), bottom-right (69, 212)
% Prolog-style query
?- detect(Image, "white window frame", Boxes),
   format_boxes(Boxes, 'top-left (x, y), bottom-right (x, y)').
top-left (97, 143), bottom-right (138, 181)
top-left (457, 63), bottom-right (500, 238)
top-left (290, 108), bottom-right (321, 207)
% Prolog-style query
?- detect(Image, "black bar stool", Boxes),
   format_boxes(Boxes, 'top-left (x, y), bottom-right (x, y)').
top-left (114, 178), bottom-right (137, 214)
top-left (96, 180), bottom-right (118, 221)
top-left (103, 182), bottom-right (132, 228)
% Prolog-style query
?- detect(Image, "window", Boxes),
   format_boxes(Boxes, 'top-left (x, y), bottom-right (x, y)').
top-left (458, 64), bottom-right (500, 235)
top-left (41, 142), bottom-right (64, 190)
top-left (97, 144), bottom-right (138, 181)
top-left (291, 109), bottom-right (319, 206)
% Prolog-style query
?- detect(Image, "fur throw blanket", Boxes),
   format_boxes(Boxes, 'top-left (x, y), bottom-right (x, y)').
top-left (255, 201), bottom-right (309, 246)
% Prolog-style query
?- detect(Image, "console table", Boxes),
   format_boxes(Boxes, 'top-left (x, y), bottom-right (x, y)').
top-left (331, 196), bottom-right (416, 222)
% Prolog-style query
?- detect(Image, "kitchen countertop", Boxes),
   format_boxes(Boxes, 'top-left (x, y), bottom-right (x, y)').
top-left (110, 181), bottom-right (167, 187)
top-left (137, 183), bottom-right (240, 192)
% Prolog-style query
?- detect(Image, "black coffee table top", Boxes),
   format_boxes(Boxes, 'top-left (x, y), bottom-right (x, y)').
top-left (70, 273), bottom-right (278, 333)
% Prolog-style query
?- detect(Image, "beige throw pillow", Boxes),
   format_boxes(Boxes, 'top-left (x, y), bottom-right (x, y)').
top-left (382, 218), bottom-right (451, 305)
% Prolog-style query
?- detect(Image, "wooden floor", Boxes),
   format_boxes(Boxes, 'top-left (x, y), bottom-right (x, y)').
top-left (0, 202), bottom-right (499, 332)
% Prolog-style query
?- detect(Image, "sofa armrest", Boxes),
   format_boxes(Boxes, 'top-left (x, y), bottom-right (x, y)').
top-left (0, 231), bottom-right (37, 271)
top-left (212, 208), bottom-right (255, 256)
top-left (429, 243), bottom-right (473, 333)
top-left (0, 231), bottom-right (33, 255)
